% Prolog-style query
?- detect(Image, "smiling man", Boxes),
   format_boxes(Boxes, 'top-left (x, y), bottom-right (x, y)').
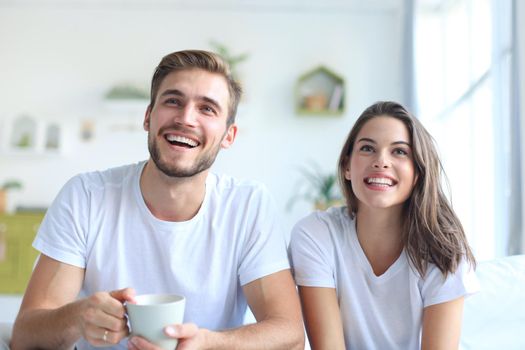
top-left (11, 50), bottom-right (304, 350)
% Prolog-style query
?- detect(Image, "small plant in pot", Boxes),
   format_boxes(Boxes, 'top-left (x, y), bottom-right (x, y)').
top-left (0, 180), bottom-right (23, 214)
top-left (287, 163), bottom-right (343, 211)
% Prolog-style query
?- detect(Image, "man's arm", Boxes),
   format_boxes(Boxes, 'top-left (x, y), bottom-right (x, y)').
top-left (421, 296), bottom-right (465, 350)
top-left (298, 286), bottom-right (345, 350)
top-left (129, 269), bottom-right (304, 350)
top-left (11, 254), bottom-right (134, 350)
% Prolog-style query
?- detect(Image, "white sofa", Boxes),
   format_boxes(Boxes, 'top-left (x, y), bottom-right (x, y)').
top-left (0, 322), bottom-right (11, 350)
top-left (460, 254), bottom-right (525, 350)
top-left (1, 255), bottom-right (524, 349)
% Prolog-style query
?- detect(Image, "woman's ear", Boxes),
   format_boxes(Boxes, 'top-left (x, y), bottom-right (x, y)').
top-left (344, 158), bottom-right (352, 181)
top-left (413, 172), bottom-right (419, 187)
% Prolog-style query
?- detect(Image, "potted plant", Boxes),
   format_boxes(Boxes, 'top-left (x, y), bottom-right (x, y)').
top-left (209, 40), bottom-right (249, 81)
top-left (105, 84), bottom-right (149, 100)
top-left (0, 180), bottom-right (23, 214)
top-left (287, 163), bottom-right (343, 211)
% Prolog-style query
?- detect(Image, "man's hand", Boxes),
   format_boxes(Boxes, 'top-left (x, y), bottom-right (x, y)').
top-left (12, 255), bottom-right (140, 349)
top-left (79, 287), bottom-right (137, 347)
top-left (128, 323), bottom-right (207, 350)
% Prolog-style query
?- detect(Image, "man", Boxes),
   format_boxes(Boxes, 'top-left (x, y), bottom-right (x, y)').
top-left (11, 50), bottom-right (304, 350)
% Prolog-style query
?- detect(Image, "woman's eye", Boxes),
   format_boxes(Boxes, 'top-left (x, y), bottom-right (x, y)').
top-left (360, 145), bottom-right (374, 152)
top-left (393, 148), bottom-right (408, 156)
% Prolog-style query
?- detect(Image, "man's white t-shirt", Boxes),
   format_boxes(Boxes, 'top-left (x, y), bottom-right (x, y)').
top-left (33, 161), bottom-right (290, 350)
top-left (289, 206), bottom-right (480, 350)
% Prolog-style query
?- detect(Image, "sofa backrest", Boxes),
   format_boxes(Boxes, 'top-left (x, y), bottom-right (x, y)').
top-left (460, 254), bottom-right (525, 350)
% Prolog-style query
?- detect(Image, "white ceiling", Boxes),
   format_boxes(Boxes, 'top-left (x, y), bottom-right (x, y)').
top-left (0, 0), bottom-right (402, 13)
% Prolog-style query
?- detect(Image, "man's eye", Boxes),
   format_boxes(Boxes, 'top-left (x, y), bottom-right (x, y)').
top-left (201, 106), bottom-right (216, 114)
top-left (165, 98), bottom-right (181, 105)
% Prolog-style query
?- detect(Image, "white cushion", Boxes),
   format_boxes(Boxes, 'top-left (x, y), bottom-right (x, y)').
top-left (0, 322), bottom-right (12, 350)
top-left (460, 254), bottom-right (525, 350)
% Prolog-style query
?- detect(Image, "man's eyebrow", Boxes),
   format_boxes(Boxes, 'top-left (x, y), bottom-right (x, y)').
top-left (201, 96), bottom-right (223, 113)
top-left (159, 89), bottom-right (223, 112)
top-left (160, 89), bottom-right (185, 97)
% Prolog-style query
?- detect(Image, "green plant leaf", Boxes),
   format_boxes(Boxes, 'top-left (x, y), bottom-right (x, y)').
top-left (2, 180), bottom-right (23, 190)
top-left (286, 162), bottom-right (342, 211)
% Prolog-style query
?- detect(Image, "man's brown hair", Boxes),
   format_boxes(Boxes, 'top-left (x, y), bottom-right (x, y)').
top-left (149, 50), bottom-right (242, 126)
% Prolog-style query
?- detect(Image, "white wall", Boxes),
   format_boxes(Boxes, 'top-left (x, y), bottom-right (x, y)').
top-left (0, 3), bottom-right (404, 234)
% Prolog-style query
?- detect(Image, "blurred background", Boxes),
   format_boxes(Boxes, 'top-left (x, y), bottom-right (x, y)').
top-left (0, 0), bottom-right (523, 319)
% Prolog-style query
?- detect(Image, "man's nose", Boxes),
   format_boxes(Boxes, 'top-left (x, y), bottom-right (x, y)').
top-left (177, 104), bottom-right (198, 126)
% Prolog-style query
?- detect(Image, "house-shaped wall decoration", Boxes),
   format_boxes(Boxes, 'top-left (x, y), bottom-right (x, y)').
top-left (295, 65), bottom-right (345, 116)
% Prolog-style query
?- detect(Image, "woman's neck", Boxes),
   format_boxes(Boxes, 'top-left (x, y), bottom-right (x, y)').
top-left (355, 206), bottom-right (405, 276)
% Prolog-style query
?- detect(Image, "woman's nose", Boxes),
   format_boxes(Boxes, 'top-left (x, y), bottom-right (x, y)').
top-left (372, 153), bottom-right (390, 168)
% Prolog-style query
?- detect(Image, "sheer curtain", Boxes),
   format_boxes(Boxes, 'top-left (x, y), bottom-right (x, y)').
top-left (413, 0), bottom-right (521, 260)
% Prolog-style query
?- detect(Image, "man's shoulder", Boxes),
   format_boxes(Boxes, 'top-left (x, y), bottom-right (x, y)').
top-left (76, 162), bottom-right (143, 186)
top-left (73, 162), bottom-right (143, 190)
top-left (209, 172), bottom-right (269, 195)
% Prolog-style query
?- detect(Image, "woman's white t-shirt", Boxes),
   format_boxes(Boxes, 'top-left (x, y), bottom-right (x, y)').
top-left (289, 206), bottom-right (479, 350)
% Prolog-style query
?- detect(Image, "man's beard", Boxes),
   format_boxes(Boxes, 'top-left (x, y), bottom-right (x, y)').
top-left (147, 131), bottom-right (222, 178)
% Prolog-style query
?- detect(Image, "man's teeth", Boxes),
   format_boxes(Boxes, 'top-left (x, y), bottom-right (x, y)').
top-left (366, 177), bottom-right (393, 186)
top-left (166, 135), bottom-right (198, 147)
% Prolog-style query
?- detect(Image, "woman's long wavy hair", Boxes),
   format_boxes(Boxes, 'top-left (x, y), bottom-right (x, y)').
top-left (337, 101), bottom-right (476, 277)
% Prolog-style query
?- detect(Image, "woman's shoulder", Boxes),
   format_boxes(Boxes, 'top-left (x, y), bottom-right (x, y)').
top-left (292, 206), bottom-right (353, 240)
top-left (416, 257), bottom-right (480, 307)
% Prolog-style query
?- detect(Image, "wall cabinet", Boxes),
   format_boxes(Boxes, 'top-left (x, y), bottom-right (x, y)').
top-left (0, 213), bottom-right (44, 294)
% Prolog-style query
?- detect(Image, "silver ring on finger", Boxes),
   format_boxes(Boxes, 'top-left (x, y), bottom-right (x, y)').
top-left (103, 329), bottom-right (109, 343)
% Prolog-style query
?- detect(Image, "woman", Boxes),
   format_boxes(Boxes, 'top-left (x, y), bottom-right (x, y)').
top-left (290, 101), bottom-right (479, 349)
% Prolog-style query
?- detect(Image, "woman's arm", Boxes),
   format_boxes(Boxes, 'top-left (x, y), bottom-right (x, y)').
top-left (299, 286), bottom-right (345, 350)
top-left (421, 296), bottom-right (465, 350)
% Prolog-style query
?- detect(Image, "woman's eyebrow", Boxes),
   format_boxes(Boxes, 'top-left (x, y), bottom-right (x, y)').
top-left (392, 141), bottom-right (411, 147)
top-left (357, 137), bottom-right (376, 144)
top-left (357, 138), bottom-right (411, 147)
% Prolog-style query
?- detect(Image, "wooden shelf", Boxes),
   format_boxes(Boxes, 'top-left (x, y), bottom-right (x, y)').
top-left (1, 114), bottom-right (64, 156)
top-left (295, 65), bottom-right (345, 116)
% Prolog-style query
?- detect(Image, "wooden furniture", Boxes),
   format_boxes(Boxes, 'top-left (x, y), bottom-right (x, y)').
top-left (295, 65), bottom-right (345, 116)
top-left (0, 213), bottom-right (44, 293)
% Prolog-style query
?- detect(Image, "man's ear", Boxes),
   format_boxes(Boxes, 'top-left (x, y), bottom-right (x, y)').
top-left (221, 124), bottom-right (238, 149)
top-left (143, 105), bottom-right (152, 131)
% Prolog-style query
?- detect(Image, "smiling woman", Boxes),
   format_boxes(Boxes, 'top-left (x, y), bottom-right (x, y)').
top-left (290, 101), bottom-right (478, 350)
top-left (346, 116), bottom-right (416, 214)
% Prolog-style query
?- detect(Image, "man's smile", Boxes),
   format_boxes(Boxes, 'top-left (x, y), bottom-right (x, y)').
top-left (165, 133), bottom-right (200, 148)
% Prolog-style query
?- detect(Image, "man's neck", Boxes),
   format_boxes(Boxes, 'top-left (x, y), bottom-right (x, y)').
top-left (139, 160), bottom-right (208, 222)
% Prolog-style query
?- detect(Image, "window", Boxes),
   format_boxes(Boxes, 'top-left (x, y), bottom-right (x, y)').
top-left (415, 0), bottom-right (514, 259)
